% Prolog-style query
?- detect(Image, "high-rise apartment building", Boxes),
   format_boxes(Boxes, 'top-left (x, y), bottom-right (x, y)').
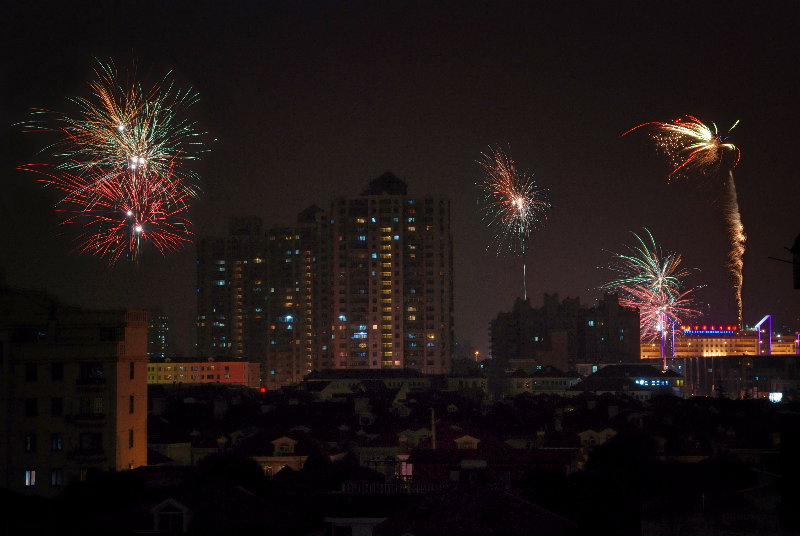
top-left (196, 172), bottom-right (454, 384)
top-left (196, 210), bottom-right (330, 388)
top-left (329, 173), bottom-right (454, 374)
top-left (0, 286), bottom-right (148, 497)
top-left (196, 216), bottom-right (270, 362)
top-left (263, 206), bottom-right (331, 388)
top-left (147, 308), bottom-right (173, 361)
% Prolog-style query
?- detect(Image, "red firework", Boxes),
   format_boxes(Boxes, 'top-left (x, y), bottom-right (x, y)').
top-left (21, 163), bottom-right (193, 263)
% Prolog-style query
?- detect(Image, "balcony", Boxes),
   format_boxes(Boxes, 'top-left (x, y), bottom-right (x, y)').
top-left (75, 377), bottom-right (106, 391)
top-left (70, 448), bottom-right (107, 463)
top-left (70, 413), bottom-right (106, 427)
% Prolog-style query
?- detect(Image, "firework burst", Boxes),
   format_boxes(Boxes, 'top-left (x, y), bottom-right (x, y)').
top-left (622, 115), bottom-right (740, 180)
top-left (26, 60), bottom-right (206, 186)
top-left (477, 146), bottom-right (550, 255)
top-left (603, 229), bottom-right (701, 368)
top-left (623, 115), bottom-right (745, 327)
top-left (605, 228), bottom-right (689, 298)
top-left (477, 146), bottom-right (551, 299)
top-left (22, 163), bottom-right (193, 264)
top-left (20, 58), bottom-right (206, 263)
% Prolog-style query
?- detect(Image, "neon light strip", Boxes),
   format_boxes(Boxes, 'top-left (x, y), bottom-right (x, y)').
top-left (682, 330), bottom-right (735, 334)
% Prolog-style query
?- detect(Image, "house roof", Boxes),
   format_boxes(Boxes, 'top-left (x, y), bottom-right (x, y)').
top-left (373, 485), bottom-right (576, 536)
top-left (590, 364), bottom-right (682, 378)
top-left (306, 369), bottom-right (426, 380)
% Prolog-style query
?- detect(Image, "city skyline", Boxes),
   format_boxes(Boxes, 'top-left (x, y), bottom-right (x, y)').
top-left (2, 1), bottom-right (798, 359)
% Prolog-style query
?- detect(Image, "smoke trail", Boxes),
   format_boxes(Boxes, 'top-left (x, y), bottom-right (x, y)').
top-left (725, 171), bottom-right (746, 327)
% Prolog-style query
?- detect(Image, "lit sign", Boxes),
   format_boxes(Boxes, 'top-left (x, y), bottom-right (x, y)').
top-left (681, 324), bottom-right (737, 334)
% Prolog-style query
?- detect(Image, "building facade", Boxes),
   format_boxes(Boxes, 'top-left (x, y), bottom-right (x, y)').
top-left (640, 320), bottom-right (800, 360)
top-left (263, 206), bottom-right (331, 389)
top-left (0, 287), bottom-right (148, 496)
top-left (147, 308), bottom-right (173, 360)
top-left (329, 173), bottom-right (454, 374)
top-left (196, 216), bottom-right (270, 362)
top-left (147, 357), bottom-right (261, 388)
top-left (196, 210), bottom-right (331, 389)
top-left (196, 173), bottom-right (454, 385)
top-left (490, 293), bottom-right (640, 371)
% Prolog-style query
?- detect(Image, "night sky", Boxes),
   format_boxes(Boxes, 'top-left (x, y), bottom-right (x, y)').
top-left (2, 1), bottom-right (798, 357)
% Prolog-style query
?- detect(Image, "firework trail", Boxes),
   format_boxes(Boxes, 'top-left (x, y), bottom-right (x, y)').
top-left (477, 146), bottom-right (551, 300)
top-left (623, 115), bottom-right (745, 327)
top-left (725, 171), bottom-right (746, 327)
top-left (19, 58), bottom-right (206, 263)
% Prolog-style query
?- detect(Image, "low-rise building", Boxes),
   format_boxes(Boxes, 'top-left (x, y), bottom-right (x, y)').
top-left (147, 357), bottom-right (260, 389)
top-left (569, 364), bottom-right (685, 400)
top-left (0, 286), bottom-right (148, 496)
top-left (503, 367), bottom-right (582, 397)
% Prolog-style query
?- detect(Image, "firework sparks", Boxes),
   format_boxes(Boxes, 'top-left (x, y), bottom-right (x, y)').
top-left (605, 228), bottom-right (690, 298)
top-left (19, 58), bottom-right (206, 263)
top-left (604, 229), bottom-right (701, 369)
top-left (617, 284), bottom-right (700, 342)
top-left (27, 60), bottom-right (206, 187)
top-left (622, 115), bottom-right (740, 180)
top-left (22, 163), bottom-right (193, 264)
top-left (477, 146), bottom-right (551, 300)
top-left (477, 146), bottom-right (551, 255)
top-left (623, 115), bottom-right (745, 327)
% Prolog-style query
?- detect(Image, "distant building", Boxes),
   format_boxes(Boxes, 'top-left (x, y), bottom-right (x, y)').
top-left (569, 363), bottom-right (684, 400)
top-left (329, 172), bottom-right (454, 374)
top-left (146, 357), bottom-right (261, 389)
top-left (263, 206), bottom-right (332, 390)
top-left (196, 216), bottom-right (270, 362)
top-left (302, 369), bottom-right (433, 395)
top-left (148, 308), bottom-right (173, 361)
top-left (490, 293), bottom-right (640, 371)
top-left (196, 172), bottom-right (454, 386)
top-left (641, 316), bottom-right (799, 359)
top-left (195, 211), bottom-right (331, 389)
top-left (503, 367), bottom-right (582, 397)
top-left (651, 354), bottom-right (800, 400)
top-left (0, 286), bottom-right (148, 497)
